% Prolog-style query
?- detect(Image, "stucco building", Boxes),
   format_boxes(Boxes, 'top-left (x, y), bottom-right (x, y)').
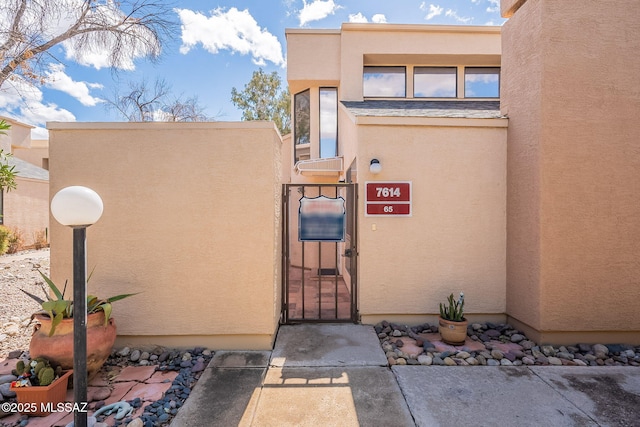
top-left (48, 0), bottom-right (640, 348)
top-left (0, 116), bottom-right (49, 248)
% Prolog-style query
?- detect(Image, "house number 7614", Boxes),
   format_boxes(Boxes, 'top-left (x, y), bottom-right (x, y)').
top-left (376, 187), bottom-right (401, 198)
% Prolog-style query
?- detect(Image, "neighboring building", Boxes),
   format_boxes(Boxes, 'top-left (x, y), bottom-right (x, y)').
top-left (48, 0), bottom-right (640, 348)
top-left (500, 0), bottom-right (640, 344)
top-left (0, 117), bottom-right (49, 248)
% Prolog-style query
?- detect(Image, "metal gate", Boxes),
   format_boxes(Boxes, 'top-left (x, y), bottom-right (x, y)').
top-left (281, 183), bottom-right (358, 323)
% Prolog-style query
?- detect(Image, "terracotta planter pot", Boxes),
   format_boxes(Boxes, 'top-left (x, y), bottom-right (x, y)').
top-left (30, 312), bottom-right (116, 380)
top-left (10, 370), bottom-right (73, 416)
top-left (438, 317), bottom-right (468, 346)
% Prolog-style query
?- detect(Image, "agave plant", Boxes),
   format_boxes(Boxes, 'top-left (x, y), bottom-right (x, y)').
top-left (21, 269), bottom-right (137, 336)
top-left (439, 292), bottom-right (465, 322)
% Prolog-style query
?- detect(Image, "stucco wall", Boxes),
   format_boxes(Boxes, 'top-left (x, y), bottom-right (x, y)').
top-left (502, 0), bottom-right (640, 343)
top-left (355, 118), bottom-right (507, 325)
top-left (286, 30), bottom-right (341, 95)
top-left (340, 24), bottom-right (501, 101)
top-left (48, 122), bottom-right (283, 350)
top-left (501, 0), bottom-right (543, 338)
top-left (3, 177), bottom-right (49, 247)
top-left (13, 143), bottom-right (49, 170)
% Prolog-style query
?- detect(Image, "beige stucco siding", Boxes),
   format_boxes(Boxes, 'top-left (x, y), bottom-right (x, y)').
top-left (3, 177), bottom-right (49, 246)
top-left (355, 120), bottom-right (507, 323)
top-left (48, 122), bottom-right (282, 350)
top-left (339, 24), bottom-right (501, 101)
top-left (501, 0), bottom-right (543, 333)
top-left (286, 30), bottom-right (341, 95)
top-left (502, 0), bottom-right (640, 343)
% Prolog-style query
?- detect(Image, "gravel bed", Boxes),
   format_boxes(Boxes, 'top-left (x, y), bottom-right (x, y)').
top-left (376, 320), bottom-right (640, 367)
top-left (0, 250), bottom-right (50, 359)
top-left (0, 250), bottom-right (213, 427)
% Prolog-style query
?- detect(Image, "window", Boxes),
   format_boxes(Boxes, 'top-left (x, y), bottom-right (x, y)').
top-left (465, 67), bottom-right (500, 98)
top-left (319, 88), bottom-right (338, 158)
top-left (363, 66), bottom-right (406, 97)
top-left (414, 67), bottom-right (457, 98)
top-left (294, 89), bottom-right (310, 146)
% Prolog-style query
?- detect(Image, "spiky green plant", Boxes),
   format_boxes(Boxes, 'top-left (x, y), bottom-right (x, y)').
top-left (21, 269), bottom-right (138, 336)
top-left (439, 292), bottom-right (465, 321)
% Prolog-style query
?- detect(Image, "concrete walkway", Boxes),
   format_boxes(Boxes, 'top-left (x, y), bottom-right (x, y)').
top-left (171, 324), bottom-right (640, 426)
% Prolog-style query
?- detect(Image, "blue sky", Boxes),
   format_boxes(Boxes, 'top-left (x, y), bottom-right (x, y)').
top-left (0, 0), bottom-right (505, 138)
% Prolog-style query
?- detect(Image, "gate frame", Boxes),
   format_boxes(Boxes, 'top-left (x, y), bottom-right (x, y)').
top-left (281, 183), bottom-right (358, 324)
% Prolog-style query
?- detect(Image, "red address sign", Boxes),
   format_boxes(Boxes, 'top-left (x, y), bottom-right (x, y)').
top-left (365, 181), bottom-right (412, 216)
top-left (366, 182), bottom-right (411, 202)
top-left (366, 203), bottom-right (411, 215)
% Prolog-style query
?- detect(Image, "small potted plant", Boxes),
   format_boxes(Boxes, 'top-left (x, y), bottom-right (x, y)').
top-left (438, 292), bottom-right (468, 345)
top-left (9, 357), bottom-right (73, 416)
top-left (21, 270), bottom-right (136, 379)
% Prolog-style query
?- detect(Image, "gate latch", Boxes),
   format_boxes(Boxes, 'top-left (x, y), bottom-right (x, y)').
top-left (343, 248), bottom-right (353, 257)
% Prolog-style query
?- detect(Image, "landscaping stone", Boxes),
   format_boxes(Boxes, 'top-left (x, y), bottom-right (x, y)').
top-left (375, 321), bottom-right (640, 368)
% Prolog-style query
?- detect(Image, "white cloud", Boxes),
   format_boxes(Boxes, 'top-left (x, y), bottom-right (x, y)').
top-left (445, 9), bottom-right (473, 24)
top-left (425, 4), bottom-right (444, 20)
top-left (176, 8), bottom-right (285, 67)
top-left (348, 12), bottom-right (368, 23)
top-left (45, 64), bottom-right (104, 107)
top-left (487, 0), bottom-right (500, 13)
top-left (0, 76), bottom-right (76, 138)
top-left (348, 12), bottom-right (386, 24)
top-left (299, 0), bottom-right (340, 26)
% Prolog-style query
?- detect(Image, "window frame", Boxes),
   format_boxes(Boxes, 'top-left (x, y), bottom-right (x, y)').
top-left (413, 66), bottom-right (458, 99)
top-left (294, 89), bottom-right (311, 148)
top-left (319, 87), bottom-right (338, 159)
top-left (363, 66), bottom-right (407, 98)
top-left (464, 67), bottom-right (501, 99)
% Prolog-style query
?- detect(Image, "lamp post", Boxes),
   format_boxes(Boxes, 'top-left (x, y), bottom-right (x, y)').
top-left (50, 186), bottom-right (103, 427)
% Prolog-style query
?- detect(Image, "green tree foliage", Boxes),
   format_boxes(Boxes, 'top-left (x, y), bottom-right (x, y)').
top-left (230, 69), bottom-right (291, 135)
top-left (0, 120), bottom-right (17, 192)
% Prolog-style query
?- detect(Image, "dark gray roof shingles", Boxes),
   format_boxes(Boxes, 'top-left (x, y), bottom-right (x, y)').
top-left (342, 100), bottom-right (503, 119)
top-left (6, 156), bottom-right (49, 181)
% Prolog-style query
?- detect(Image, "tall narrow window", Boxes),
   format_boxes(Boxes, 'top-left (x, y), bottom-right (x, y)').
top-left (363, 66), bottom-right (406, 97)
top-left (414, 67), bottom-right (457, 98)
top-left (319, 88), bottom-right (338, 158)
top-left (465, 67), bottom-right (500, 98)
top-left (294, 89), bottom-right (310, 146)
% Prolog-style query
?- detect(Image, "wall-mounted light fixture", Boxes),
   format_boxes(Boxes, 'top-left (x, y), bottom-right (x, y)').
top-left (369, 158), bottom-right (382, 175)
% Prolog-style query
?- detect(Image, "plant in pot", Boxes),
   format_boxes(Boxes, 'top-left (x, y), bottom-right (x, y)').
top-left (9, 356), bottom-right (73, 416)
top-left (21, 270), bottom-right (136, 380)
top-left (438, 292), bottom-right (468, 346)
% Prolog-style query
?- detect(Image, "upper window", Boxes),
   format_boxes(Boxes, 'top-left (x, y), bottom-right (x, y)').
top-left (464, 67), bottom-right (500, 98)
top-left (294, 89), bottom-right (310, 146)
top-left (414, 67), bottom-right (457, 98)
top-left (363, 66), bottom-right (406, 98)
top-left (319, 88), bottom-right (338, 158)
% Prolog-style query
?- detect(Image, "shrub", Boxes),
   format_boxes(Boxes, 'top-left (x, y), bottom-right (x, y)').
top-left (0, 225), bottom-right (10, 255)
top-left (7, 227), bottom-right (24, 254)
top-left (33, 229), bottom-right (48, 249)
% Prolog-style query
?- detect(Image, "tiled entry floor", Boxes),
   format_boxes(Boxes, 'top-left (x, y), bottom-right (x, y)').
top-left (286, 266), bottom-right (352, 321)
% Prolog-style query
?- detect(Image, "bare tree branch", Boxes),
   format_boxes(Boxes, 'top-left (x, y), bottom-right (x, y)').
top-left (105, 77), bottom-right (211, 122)
top-left (0, 0), bottom-right (177, 88)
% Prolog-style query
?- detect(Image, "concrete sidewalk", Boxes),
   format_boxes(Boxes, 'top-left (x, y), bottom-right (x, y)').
top-left (171, 324), bottom-right (640, 426)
